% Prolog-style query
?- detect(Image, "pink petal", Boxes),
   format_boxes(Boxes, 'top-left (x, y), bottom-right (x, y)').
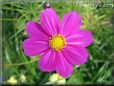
top-left (66, 30), bottom-right (93, 47)
top-left (62, 45), bottom-right (88, 65)
top-left (56, 52), bottom-right (73, 78)
top-left (60, 11), bottom-right (82, 37)
top-left (40, 8), bottom-right (59, 35)
top-left (25, 21), bottom-right (49, 40)
top-left (38, 50), bottom-right (57, 72)
top-left (23, 37), bottom-right (49, 56)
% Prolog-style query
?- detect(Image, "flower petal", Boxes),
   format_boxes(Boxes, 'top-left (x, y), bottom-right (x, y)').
top-left (40, 8), bottom-right (59, 35)
top-left (62, 45), bottom-right (88, 65)
top-left (56, 52), bottom-right (72, 78)
top-left (23, 37), bottom-right (49, 56)
top-left (25, 21), bottom-right (49, 40)
top-left (38, 50), bottom-right (57, 72)
top-left (66, 30), bottom-right (93, 47)
top-left (60, 11), bottom-right (82, 37)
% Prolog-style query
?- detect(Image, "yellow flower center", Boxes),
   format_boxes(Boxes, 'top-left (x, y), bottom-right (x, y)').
top-left (49, 34), bottom-right (66, 51)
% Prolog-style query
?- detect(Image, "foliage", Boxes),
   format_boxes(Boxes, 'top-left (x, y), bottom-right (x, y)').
top-left (2, 0), bottom-right (114, 85)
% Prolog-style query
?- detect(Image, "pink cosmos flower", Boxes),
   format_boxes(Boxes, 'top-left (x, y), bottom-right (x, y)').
top-left (23, 8), bottom-right (93, 78)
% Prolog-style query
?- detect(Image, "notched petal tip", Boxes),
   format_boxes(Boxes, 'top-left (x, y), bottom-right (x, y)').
top-left (38, 50), bottom-right (57, 72)
top-left (84, 30), bottom-right (94, 46)
top-left (40, 8), bottom-right (59, 35)
top-left (62, 46), bottom-right (88, 66)
top-left (66, 29), bottom-right (94, 47)
top-left (56, 52), bottom-right (73, 78)
top-left (56, 67), bottom-right (73, 78)
top-left (60, 11), bottom-right (82, 36)
top-left (25, 21), bottom-right (37, 30)
top-left (22, 38), bottom-right (49, 57)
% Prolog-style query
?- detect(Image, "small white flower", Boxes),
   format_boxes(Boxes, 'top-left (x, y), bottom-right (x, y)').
top-left (7, 76), bottom-right (17, 84)
top-left (49, 73), bottom-right (66, 84)
top-left (20, 74), bottom-right (26, 83)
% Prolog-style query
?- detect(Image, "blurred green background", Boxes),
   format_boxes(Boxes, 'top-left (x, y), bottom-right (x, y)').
top-left (2, 0), bottom-right (114, 85)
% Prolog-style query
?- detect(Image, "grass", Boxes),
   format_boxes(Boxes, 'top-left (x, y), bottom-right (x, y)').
top-left (2, 0), bottom-right (114, 85)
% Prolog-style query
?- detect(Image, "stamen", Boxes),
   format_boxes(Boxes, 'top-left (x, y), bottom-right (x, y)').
top-left (49, 34), bottom-right (66, 51)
